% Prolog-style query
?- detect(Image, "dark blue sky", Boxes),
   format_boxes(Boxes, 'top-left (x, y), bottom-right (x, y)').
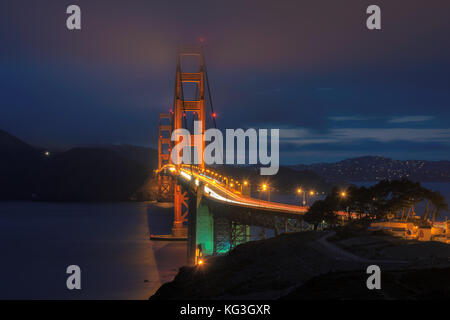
top-left (1, 0), bottom-right (449, 164)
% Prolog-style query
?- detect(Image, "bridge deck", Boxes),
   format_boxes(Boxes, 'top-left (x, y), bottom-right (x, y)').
top-left (177, 167), bottom-right (308, 216)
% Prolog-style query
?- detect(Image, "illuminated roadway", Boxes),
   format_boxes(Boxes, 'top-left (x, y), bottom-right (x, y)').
top-left (172, 166), bottom-right (309, 215)
top-left (161, 165), bottom-right (351, 218)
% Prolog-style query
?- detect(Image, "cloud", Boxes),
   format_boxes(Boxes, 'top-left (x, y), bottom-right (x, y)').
top-left (279, 128), bottom-right (450, 164)
top-left (281, 127), bottom-right (450, 144)
top-left (388, 115), bottom-right (435, 123)
top-left (329, 116), bottom-right (370, 121)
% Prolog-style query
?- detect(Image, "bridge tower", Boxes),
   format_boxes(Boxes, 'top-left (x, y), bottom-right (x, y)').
top-left (157, 113), bottom-right (173, 201)
top-left (172, 45), bottom-right (206, 238)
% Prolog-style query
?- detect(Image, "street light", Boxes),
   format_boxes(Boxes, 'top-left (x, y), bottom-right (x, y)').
top-left (340, 191), bottom-right (350, 221)
top-left (261, 184), bottom-right (270, 201)
top-left (307, 190), bottom-right (315, 207)
top-left (241, 180), bottom-right (249, 194)
top-left (297, 188), bottom-right (306, 206)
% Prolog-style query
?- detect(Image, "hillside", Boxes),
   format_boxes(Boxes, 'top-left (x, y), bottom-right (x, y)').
top-left (0, 130), bottom-right (158, 201)
top-left (151, 229), bottom-right (450, 300)
top-left (0, 130), bottom-right (43, 200)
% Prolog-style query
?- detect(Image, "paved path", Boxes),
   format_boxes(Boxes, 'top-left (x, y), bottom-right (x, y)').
top-left (311, 231), bottom-right (408, 264)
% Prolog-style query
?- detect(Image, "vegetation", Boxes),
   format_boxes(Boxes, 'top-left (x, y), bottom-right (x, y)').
top-left (304, 179), bottom-right (449, 228)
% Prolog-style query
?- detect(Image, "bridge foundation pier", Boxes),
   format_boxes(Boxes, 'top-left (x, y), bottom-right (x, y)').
top-left (187, 183), bottom-right (215, 265)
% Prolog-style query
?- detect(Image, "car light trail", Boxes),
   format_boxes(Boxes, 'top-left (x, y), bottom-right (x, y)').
top-left (180, 170), bottom-right (192, 181)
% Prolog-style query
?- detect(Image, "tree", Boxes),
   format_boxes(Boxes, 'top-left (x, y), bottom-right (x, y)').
top-left (320, 179), bottom-right (448, 224)
top-left (304, 198), bottom-right (339, 230)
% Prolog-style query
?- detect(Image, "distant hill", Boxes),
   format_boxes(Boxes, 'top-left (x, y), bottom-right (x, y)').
top-left (2, 130), bottom-right (449, 201)
top-left (0, 129), bottom-right (39, 153)
top-left (0, 130), bottom-right (158, 201)
top-left (104, 144), bottom-right (157, 168)
top-left (290, 156), bottom-right (450, 183)
top-left (0, 130), bottom-right (43, 200)
top-left (35, 147), bottom-right (155, 201)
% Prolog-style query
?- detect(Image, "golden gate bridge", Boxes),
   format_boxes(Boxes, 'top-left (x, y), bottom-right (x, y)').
top-left (152, 44), bottom-right (310, 265)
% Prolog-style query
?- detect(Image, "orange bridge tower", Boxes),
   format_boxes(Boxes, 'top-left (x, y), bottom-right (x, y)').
top-left (155, 45), bottom-right (206, 239)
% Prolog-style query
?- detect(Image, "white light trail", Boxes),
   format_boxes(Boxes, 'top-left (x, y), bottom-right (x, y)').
top-left (180, 171), bottom-right (192, 181)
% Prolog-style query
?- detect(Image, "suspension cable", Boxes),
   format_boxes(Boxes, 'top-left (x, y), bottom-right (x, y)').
top-left (201, 44), bottom-right (217, 129)
top-left (201, 43), bottom-right (228, 197)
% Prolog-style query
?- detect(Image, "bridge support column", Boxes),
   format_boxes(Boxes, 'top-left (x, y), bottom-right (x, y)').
top-left (172, 182), bottom-right (188, 238)
top-left (213, 217), bottom-right (231, 254)
top-left (196, 201), bottom-right (214, 255)
top-left (187, 190), bottom-right (197, 266)
top-left (213, 217), bottom-right (250, 254)
top-left (187, 184), bottom-right (214, 265)
top-left (230, 222), bottom-right (250, 250)
top-left (157, 113), bottom-right (173, 202)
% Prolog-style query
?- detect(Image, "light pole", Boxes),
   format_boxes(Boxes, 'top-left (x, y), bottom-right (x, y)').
top-left (340, 190), bottom-right (350, 221)
top-left (242, 180), bottom-right (250, 196)
top-left (261, 184), bottom-right (270, 201)
top-left (308, 190), bottom-right (315, 207)
top-left (297, 188), bottom-right (306, 206)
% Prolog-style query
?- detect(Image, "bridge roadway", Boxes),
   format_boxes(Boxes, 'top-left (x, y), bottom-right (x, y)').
top-left (171, 165), bottom-right (351, 221)
top-left (175, 165), bottom-right (309, 216)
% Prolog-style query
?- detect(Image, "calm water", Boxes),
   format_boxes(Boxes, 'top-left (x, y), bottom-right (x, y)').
top-left (0, 201), bottom-right (186, 299)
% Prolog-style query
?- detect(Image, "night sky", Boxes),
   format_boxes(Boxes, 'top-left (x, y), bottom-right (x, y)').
top-left (1, 0), bottom-right (449, 164)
